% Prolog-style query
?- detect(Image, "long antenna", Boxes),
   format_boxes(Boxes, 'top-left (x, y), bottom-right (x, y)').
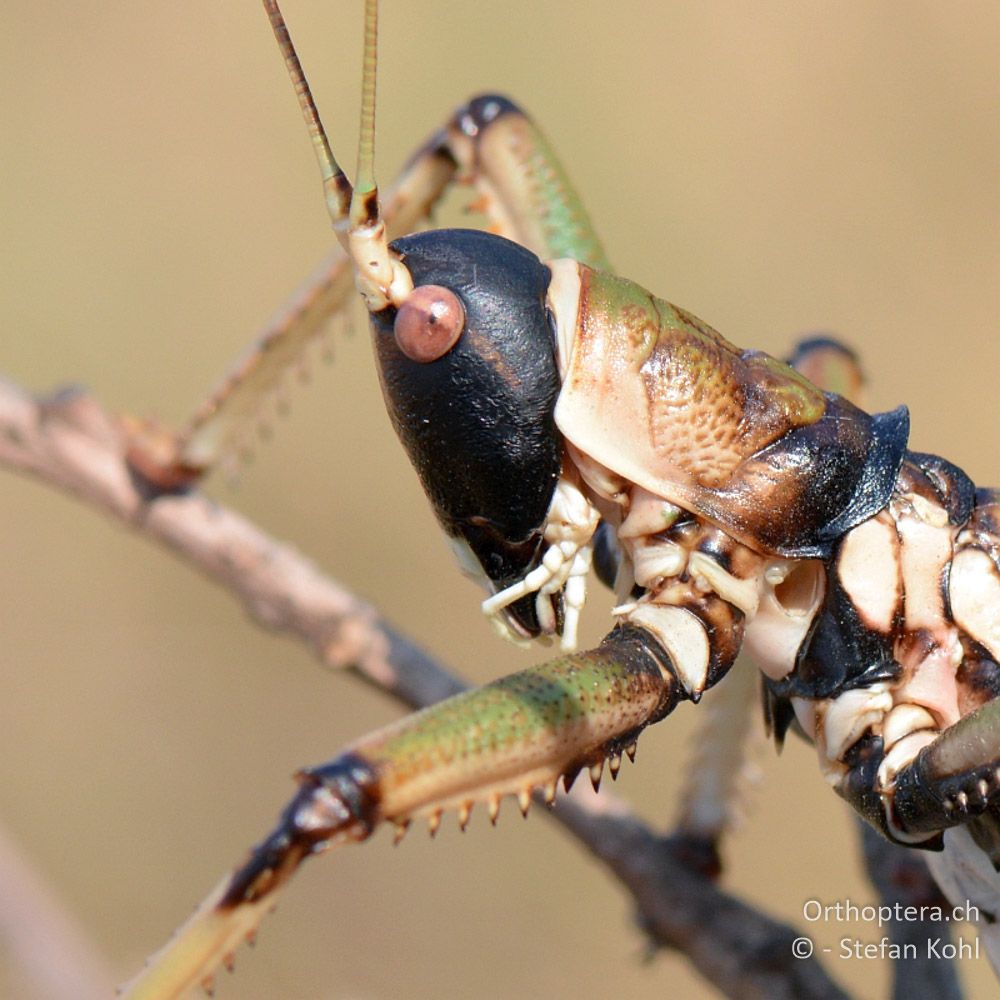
top-left (264, 0), bottom-right (411, 310)
top-left (345, 0), bottom-right (412, 309)
top-left (351, 0), bottom-right (380, 227)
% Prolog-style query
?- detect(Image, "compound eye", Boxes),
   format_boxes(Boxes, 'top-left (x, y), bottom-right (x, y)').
top-left (393, 285), bottom-right (465, 363)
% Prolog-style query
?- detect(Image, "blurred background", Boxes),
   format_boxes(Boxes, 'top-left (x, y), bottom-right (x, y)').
top-left (1, 2), bottom-right (997, 997)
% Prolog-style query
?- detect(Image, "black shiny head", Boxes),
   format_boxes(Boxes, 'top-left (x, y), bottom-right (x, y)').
top-left (370, 228), bottom-right (562, 636)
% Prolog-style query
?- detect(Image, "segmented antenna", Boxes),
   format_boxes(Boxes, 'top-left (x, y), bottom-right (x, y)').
top-left (263, 0), bottom-right (353, 230)
top-left (264, 0), bottom-right (411, 311)
top-left (351, 0), bottom-right (380, 227)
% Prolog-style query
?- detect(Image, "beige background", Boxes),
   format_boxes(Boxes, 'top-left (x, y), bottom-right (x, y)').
top-left (2, 2), bottom-right (997, 998)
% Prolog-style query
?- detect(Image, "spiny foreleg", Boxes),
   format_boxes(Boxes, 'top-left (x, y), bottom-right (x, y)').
top-left (120, 625), bottom-right (697, 998)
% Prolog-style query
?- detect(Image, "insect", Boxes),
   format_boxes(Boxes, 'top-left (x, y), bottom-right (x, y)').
top-left (1, 3), bottom-right (996, 999)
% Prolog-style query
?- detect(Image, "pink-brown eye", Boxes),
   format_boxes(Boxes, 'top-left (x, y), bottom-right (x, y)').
top-left (393, 285), bottom-right (465, 363)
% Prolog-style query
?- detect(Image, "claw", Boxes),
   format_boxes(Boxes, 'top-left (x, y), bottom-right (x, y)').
top-left (543, 779), bottom-right (558, 806)
top-left (122, 626), bottom-right (675, 997)
top-left (589, 761), bottom-right (604, 792)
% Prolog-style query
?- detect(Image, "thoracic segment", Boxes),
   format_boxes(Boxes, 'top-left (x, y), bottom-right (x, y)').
top-left (552, 263), bottom-right (910, 559)
top-left (735, 460), bottom-right (1000, 851)
top-left (560, 444), bottom-right (1000, 855)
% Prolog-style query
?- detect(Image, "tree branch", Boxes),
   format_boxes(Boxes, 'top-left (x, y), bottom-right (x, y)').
top-left (0, 374), bottom-right (850, 999)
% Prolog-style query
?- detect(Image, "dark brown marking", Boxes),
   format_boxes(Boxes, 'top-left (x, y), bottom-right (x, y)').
top-left (956, 638), bottom-right (1000, 714)
top-left (357, 189), bottom-right (380, 227)
top-left (219, 753), bottom-right (380, 910)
